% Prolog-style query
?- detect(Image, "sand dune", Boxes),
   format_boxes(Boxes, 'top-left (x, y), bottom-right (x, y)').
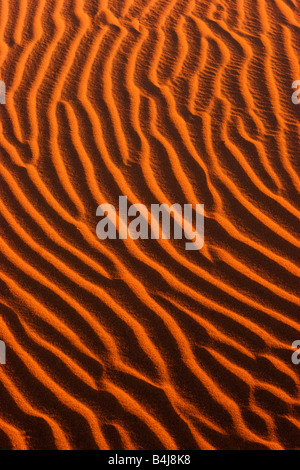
top-left (0, 0), bottom-right (299, 450)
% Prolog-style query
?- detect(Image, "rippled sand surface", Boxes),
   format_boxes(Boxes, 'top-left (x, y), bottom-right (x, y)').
top-left (0, 0), bottom-right (299, 450)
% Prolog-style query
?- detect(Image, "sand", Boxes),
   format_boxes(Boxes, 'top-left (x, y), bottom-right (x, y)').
top-left (0, 0), bottom-right (299, 450)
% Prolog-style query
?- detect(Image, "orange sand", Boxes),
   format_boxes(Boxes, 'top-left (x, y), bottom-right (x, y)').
top-left (0, 0), bottom-right (299, 450)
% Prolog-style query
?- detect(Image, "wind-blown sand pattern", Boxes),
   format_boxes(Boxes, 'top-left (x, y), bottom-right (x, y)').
top-left (0, 0), bottom-right (299, 450)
